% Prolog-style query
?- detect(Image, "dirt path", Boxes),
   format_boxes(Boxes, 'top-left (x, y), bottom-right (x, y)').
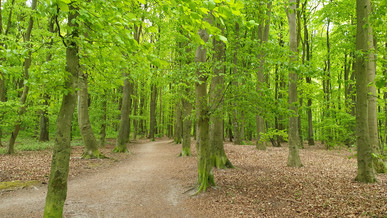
top-left (0, 140), bottom-right (193, 217)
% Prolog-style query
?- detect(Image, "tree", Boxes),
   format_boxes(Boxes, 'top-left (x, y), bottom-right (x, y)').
top-left (286, 0), bottom-right (303, 167)
top-left (7, 0), bottom-right (38, 154)
top-left (115, 74), bottom-right (133, 152)
top-left (209, 21), bottom-right (233, 169)
top-left (195, 24), bottom-right (215, 193)
top-left (44, 3), bottom-right (80, 216)
top-left (354, 0), bottom-right (376, 183)
top-left (255, 1), bottom-right (272, 150)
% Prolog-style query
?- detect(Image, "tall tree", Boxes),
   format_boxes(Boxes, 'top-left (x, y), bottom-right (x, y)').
top-left (115, 74), bottom-right (133, 152)
top-left (149, 83), bottom-right (157, 141)
top-left (209, 22), bottom-right (233, 169)
top-left (286, 0), bottom-right (302, 167)
top-left (302, 0), bottom-right (314, 146)
top-left (7, 0), bottom-right (37, 154)
top-left (195, 24), bottom-right (214, 193)
top-left (255, 1), bottom-right (272, 150)
top-left (354, 0), bottom-right (376, 183)
top-left (44, 3), bottom-right (80, 216)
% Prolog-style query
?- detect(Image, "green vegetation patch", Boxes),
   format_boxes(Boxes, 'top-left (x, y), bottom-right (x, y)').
top-left (0, 180), bottom-right (41, 191)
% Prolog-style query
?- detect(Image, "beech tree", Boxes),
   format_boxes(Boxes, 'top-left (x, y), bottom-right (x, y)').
top-left (44, 2), bottom-right (80, 216)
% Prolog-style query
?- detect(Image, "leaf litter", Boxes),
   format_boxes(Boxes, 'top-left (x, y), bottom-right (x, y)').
top-left (0, 139), bottom-right (386, 217)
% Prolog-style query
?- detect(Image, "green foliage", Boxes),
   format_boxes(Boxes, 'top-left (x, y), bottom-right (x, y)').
top-left (0, 139), bottom-right (52, 154)
top-left (259, 128), bottom-right (288, 144)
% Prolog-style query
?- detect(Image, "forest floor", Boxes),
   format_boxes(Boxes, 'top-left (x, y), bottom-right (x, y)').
top-left (0, 138), bottom-right (386, 217)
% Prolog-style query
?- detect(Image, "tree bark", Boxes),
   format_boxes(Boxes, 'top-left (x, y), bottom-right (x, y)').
top-left (286, 0), bottom-right (302, 167)
top-left (132, 84), bottom-right (138, 140)
top-left (7, 0), bottom-right (37, 154)
top-left (43, 4), bottom-right (79, 216)
top-left (355, 0), bottom-right (376, 182)
top-left (174, 100), bottom-right (183, 144)
top-left (78, 72), bottom-right (102, 158)
top-left (195, 25), bottom-right (214, 193)
top-left (99, 92), bottom-right (107, 146)
top-left (115, 75), bottom-right (133, 152)
top-left (255, 1), bottom-right (272, 150)
top-left (180, 92), bottom-right (192, 156)
top-left (149, 84), bottom-right (157, 141)
top-left (209, 23), bottom-right (233, 169)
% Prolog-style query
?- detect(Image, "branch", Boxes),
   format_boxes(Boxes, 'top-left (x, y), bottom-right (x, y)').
top-left (55, 6), bottom-right (67, 47)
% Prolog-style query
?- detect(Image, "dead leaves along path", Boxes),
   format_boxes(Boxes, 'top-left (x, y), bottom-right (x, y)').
top-left (1, 139), bottom-right (386, 217)
top-left (0, 140), bottom-right (194, 218)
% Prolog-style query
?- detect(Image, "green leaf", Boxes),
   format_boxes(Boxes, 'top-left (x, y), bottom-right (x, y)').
top-left (57, 1), bottom-right (69, 12)
top-left (217, 35), bottom-right (227, 43)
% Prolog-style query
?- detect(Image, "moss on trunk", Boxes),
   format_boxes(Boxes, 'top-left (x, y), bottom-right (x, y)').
top-left (44, 5), bottom-right (79, 217)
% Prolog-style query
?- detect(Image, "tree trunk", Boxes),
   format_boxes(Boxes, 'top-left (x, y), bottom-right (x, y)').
top-left (7, 0), bottom-right (37, 154)
top-left (354, 0), bottom-right (376, 182)
top-left (78, 73), bottom-right (101, 158)
top-left (149, 84), bottom-right (157, 141)
top-left (369, 38), bottom-right (384, 173)
top-left (43, 5), bottom-right (79, 216)
top-left (209, 22), bottom-right (233, 169)
top-left (286, 0), bottom-right (302, 167)
top-left (133, 84), bottom-right (138, 140)
top-left (255, 2), bottom-right (272, 150)
top-left (195, 25), bottom-right (214, 193)
top-left (99, 92), bottom-right (107, 147)
top-left (39, 94), bottom-right (50, 142)
top-left (174, 100), bottom-right (183, 144)
top-left (115, 75), bottom-right (133, 152)
top-left (180, 91), bottom-right (192, 156)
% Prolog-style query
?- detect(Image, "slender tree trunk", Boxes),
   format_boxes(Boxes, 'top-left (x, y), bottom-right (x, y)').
top-left (78, 73), bottom-right (102, 158)
top-left (180, 91), bottom-right (192, 156)
top-left (0, 0), bottom-right (16, 145)
top-left (99, 92), bottom-right (107, 147)
top-left (38, 17), bottom-right (56, 143)
top-left (369, 38), bottom-right (385, 173)
top-left (139, 83), bottom-right (146, 135)
top-left (7, 0), bottom-right (37, 154)
top-left (209, 23), bottom-right (233, 169)
top-left (255, 1), bottom-right (272, 150)
top-left (43, 5), bottom-right (79, 216)
top-left (286, 0), bottom-right (302, 167)
top-left (115, 75), bottom-right (133, 152)
top-left (174, 100), bottom-right (183, 143)
top-left (195, 25), bottom-right (214, 193)
top-left (133, 84), bottom-right (138, 140)
top-left (355, 0), bottom-right (376, 182)
top-left (39, 94), bottom-right (50, 142)
top-left (149, 84), bottom-right (157, 141)
top-left (158, 87), bottom-right (162, 135)
top-left (232, 23), bottom-right (242, 145)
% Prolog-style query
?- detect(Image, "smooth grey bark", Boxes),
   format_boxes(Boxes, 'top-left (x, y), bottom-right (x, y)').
top-left (149, 84), bottom-right (157, 141)
top-left (43, 5), bottom-right (79, 216)
top-left (78, 72), bottom-right (101, 158)
top-left (132, 84), bottom-right (138, 140)
top-left (209, 23), bottom-right (233, 169)
top-left (174, 100), bottom-right (183, 144)
top-left (99, 92), bottom-right (107, 147)
top-left (232, 22), bottom-right (241, 145)
top-left (180, 92), bottom-right (192, 156)
top-left (355, 0), bottom-right (376, 182)
top-left (115, 75), bottom-right (133, 152)
top-left (286, 0), bottom-right (302, 167)
top-left (255, 1), bottom-right (271, 150)
top-left (195, 25), bottom-right (214, 193)
top-left (368, 38), bottom-right (384, 173)
top-left (7, 0), bottom-right (37, 154)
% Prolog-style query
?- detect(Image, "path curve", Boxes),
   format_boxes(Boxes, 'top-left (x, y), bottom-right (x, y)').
top-left (0, 140), bottom-right (193, 217)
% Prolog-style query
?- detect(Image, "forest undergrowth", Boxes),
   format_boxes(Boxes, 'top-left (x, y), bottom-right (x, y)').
top-left (0, 139), bottom-right (386, 217)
